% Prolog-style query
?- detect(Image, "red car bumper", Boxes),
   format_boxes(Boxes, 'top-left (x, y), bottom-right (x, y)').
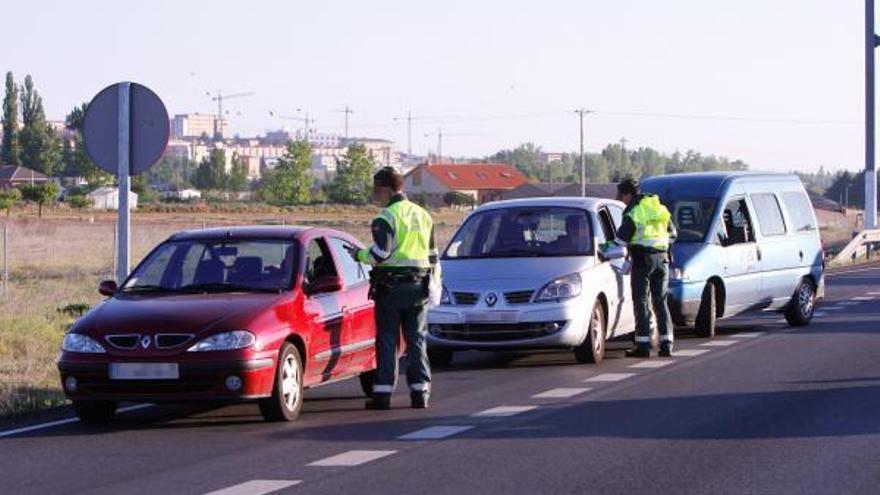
top-left (57, 356), bottom-right (277, 402)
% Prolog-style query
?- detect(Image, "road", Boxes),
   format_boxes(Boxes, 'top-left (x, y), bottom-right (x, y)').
top-left (2, 263), bottom-right (880, 495)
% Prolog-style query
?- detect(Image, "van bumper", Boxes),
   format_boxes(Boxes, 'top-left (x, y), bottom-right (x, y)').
top-left (667, 280), bottom-right (703, 326)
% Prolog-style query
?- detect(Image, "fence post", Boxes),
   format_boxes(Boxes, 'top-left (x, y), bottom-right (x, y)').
top-left (2, 225), bottom-right (8, 297)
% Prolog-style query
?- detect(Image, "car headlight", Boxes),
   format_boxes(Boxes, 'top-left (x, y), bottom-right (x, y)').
top-left (535, 273), bottom-right (582, 302)
top-left (440, 285), bottom-right (452, 305)
top-left (62, 333), bottom-right (106, 354)
top-left (187, 330), bottom-right (256, 352)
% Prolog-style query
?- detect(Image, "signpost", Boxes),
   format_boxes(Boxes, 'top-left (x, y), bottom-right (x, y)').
top-left (82, 82), bottom-right (169, 283)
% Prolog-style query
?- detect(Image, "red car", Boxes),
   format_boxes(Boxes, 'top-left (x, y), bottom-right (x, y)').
top-left (58, 226), bottom-right (377, 423)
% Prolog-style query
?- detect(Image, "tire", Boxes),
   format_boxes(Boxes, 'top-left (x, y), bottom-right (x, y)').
top-left (785, 278), bottom-right (815, 327)
top-left (574, 301), bottom-right (606, 364)
top-left (358, 369), bottom-right (375, 398)
top-left (428, 348), bottom-right (455, 367)
top-left (73, 400), bottom-right (117, 425)
top-left (259, 343), bottom-right (304, 422)
top-left (695, 283), bottom-right (717, 338)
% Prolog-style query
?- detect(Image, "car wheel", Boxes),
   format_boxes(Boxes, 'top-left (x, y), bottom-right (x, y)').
top-left (259, 343), bottom-right (304, 422)
top-left (358, 369), bottom-right (375, 398)
top-left (785, 278), bottom-right (815, 327)
top-left (695, 283), bottom-right (716, 338)
top-left (574, 301), bottom-right (606, 364)
top-left (73, 400), bottom-right (117, 425)
top-left (428, 348), bottom-right (455, 367)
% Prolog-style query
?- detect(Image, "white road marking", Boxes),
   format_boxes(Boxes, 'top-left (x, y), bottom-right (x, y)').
top-left (203, 480), bottom-right (301, 495)
top-left (584, 373), bottom-right (637, 382)
top-left (701, 340), bottom-right (739, 347)
top-left (730, 332), bottom-right (761, 338)
top-left (867, 291), bottom-right (880, 296)
top-left (531, 387), bottom-right (591, 399)
top-left (0, 403), bottom-right (152, 438)
top-left (308, 450), bottom-right (397, 467)
top-left (628, 360), bottom-right (676, 369)
top-left (853, 296), bottom-right (875, 301)
top-left (398, 425), bottom-right (474, 440)
top-left (472, 405), bottom-right (538, 417)
top-left (673, 349), bottom-right (711, 357)
top-left (823, 305), bottom-right (844, 311)
top-left (837, 301), bottom-right (859, 306)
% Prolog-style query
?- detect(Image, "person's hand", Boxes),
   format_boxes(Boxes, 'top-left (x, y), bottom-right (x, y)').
top-left (344, 244), bottom-right (360, 261)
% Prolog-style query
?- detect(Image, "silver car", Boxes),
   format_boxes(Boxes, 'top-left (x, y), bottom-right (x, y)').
top-left (428, 197), bottom-right (637, 365)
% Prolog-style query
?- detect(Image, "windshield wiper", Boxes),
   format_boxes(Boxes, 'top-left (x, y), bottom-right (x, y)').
top-left (179, 282), bottom-right (278, 293)
top-left (119, 284), bottom-right (174, 294)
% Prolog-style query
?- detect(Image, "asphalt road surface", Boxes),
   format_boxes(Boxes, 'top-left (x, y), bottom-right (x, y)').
top-left (3, 263), bottom-right (880, 495)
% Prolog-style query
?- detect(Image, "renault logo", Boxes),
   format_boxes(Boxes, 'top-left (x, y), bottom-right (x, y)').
top-left (485, 292), bottom-right (498, 307)
top-left (140, 335), bottom-right (152, 349)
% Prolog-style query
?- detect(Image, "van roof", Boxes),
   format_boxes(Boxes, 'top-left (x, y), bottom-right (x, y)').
top-left (475, 196), bottom-right (622, 212)
top-left (641, 171), bottom-right (800, 197)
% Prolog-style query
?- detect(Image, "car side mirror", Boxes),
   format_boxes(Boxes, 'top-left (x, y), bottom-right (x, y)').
top-left (98, 280), bottom-right (118, 296)
top-left (308, 275), bottom-right (343, 295)
top-left (599, 244), bottom-right (626, 262)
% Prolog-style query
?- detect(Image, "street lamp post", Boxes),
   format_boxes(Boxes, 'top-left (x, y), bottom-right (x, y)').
top-left (867, 0), bottom-right (879, 228)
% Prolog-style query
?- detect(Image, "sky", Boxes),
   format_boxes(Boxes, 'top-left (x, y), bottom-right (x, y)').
top-left (0, 0), bottom-right (871, 172)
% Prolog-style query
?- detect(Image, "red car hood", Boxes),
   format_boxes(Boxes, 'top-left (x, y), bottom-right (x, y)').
top-left (74, 292), bottom-right (285, 338)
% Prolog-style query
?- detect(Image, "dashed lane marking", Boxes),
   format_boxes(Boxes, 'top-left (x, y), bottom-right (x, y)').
top-left (629, 360), bottom-right (677, 369)
top-left (584, 373), bottom-right (637, 382)
top-left (853, 296), bottom-right (875, 301)
top-left (398, 425), bottom-right (474, 440)
top-left (673, 349), bottom-right (711, 357)
top-left (837, 301), bottom-right (859, 306)
top-left (0, 403), bottom-right (153, 438)
top-left (203, 480), bottom-right (301, 495)
top-left (531, 387), bottom-right (591, 399)
top-left (812, 311), bottom-right (828, 317)
top-left (868, 291), bottom-right (880, 296)
top-left (701, 340), bottom-right (739, 347)
top-left (308, 450), bottom-right (397, 467)
top-left (730, 332), bottom-right (761, 338)
top-left (472, 406), bottom-right (538, 417)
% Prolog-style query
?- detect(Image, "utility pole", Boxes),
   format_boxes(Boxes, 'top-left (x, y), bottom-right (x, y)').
top-left (337, 105), bottom-right (354, 138)
top-left (437, 128), bottom-right (443, 161)
top-left (407, 110), bottom-right (412, 158)
top-left (867, 0), bottom-right (879, 228)
top-left (575, 109), bottom-right (592, 197)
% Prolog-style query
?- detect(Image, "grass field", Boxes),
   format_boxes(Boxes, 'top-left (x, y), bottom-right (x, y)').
top-left (0, 203), bottom-right (857, 418)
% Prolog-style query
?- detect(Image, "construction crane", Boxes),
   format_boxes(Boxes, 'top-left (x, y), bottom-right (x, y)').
top-left (206, 90), bottom-right (255, 139)
top-left (269, 109), bottom-right (315, 143)
top-left (335, 105), bottom-right (354, 138)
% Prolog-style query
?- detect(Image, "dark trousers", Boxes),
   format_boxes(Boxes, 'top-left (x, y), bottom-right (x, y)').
top-left (372, 280), bottom-right (431, 395)
top-left (631, 251), bottom-right (674, 349)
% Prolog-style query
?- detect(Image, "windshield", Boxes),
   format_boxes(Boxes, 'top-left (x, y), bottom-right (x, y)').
top-left (444, 207), bottom-right (592, 259)
top-left (122, 239), bottom-right (297, 293)
top-left (663, 198), bottom-right (718, 242)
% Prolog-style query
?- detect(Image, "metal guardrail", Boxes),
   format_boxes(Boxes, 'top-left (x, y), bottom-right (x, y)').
top-left (831, 229), bottom-right (880, 266)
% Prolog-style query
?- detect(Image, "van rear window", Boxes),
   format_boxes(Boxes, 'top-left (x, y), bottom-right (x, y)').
top-left (781, 191), bottom-right (817, 233)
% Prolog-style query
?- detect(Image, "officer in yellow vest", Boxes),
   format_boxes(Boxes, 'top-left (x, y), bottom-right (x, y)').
top-left (615, 178), bottom-right (677, 358)
top-left (347, 166), bottom-right (439, 410)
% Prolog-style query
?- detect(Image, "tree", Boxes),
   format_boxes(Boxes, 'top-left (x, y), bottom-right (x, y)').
top-left (261, 140), bottom-right (313, 205)
top-left (2, 72), bottom-right (20, 165)
top-left (18, 75), bottom-right (61, 176)
top-left (324, 143), bottom-right (375, 204)
top-left (226, 153), bottom-right (249, 192)
top-left (67, 194), bottom-right (90, 210)
top-left (491, 143), bottom-right (543, 179)
top-left (62, 103), bottom-right (111, 184)
top-left (191, 148), bottom-right (227, 191)
top-left (0, 188), bottom-right (20, 216)
top-left (20, 182), bottom-right (60, 217)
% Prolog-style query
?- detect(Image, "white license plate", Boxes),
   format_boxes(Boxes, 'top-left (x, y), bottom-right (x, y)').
top-left (109, 363), bottom-right (179, 380)
top-left (466, 311), bottom-right (519, 324)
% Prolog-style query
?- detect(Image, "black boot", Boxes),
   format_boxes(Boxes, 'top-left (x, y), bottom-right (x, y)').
top-left (365, 394), bottom-right (391, 410)
top-left (410, 392), bottom-right (429, 409)
top-left (659, 345), bottom-right (673, 358)
top-left (625, 346), bottom-right (651, 358)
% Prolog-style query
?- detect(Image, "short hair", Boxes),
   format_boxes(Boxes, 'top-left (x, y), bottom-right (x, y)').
top-left (373, 166), bottom-right (403, 191)
top-left (617, 177), bottom-right (640, 196)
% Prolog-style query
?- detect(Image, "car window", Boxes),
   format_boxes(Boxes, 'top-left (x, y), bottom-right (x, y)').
top-left (750, 193), bottom-right (787, 236)
top-left (607, 204), bottom-right (624, 231)
top-left (596, 208), bottom-right (616, 243)
top-left (328, 237), bottom-right (370, 287)
top-left (444, 207), bottom-right (592, 258)
top-left (719, 198), bottom-right (756, 245)
top-left (303, 238), bottom-right (339, 289)
top-left (781, 191), bottom-right (816, 233)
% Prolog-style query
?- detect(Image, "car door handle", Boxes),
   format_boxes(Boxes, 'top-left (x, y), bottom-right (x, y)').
top-left (756, 247), bottom-right (762, 261)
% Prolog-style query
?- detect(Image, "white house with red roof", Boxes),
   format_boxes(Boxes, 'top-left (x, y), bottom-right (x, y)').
top-left (403, 162), bottom-right (529, 206)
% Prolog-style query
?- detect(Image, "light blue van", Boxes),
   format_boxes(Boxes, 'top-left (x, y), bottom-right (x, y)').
top-left (640, 172), bottom-right (824, 337)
